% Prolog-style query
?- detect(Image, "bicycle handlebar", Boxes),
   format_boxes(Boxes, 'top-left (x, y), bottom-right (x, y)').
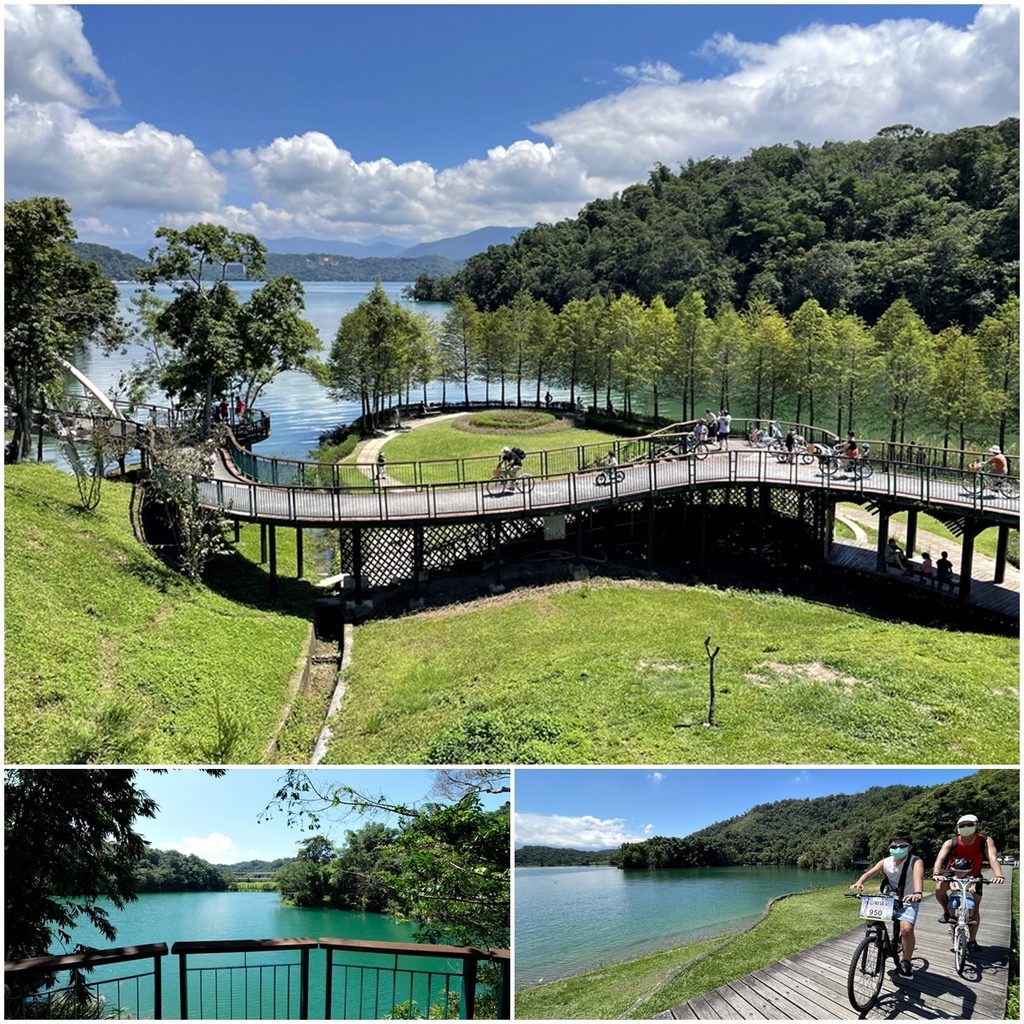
top-left (845, 891), bottom-right (908, 905)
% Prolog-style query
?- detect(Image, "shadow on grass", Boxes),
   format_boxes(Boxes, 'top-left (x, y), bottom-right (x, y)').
top-left (201, 545), bottom-right (323, 618)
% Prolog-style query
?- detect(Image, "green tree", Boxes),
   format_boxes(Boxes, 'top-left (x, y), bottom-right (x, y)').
top-left (5, 197), bottom-right (124, 461)
top-left (738, 298), bottom-right (795, 421)
top-left (5, 769), bottom-right (223, 966)
top-left (137, 223), bottom-right (267, 436)
top-left (929, 326), bottom-right (996, 451)
top-left (671, 291), bottom-right (713, 421)
top-left (974, 295), bottom-right (1020, 451)
top-left (325, 281), bottom-right (420, 431)
top-left (830, 308), bottom-right (877, 437)
top-left (265, 769), bottom-right (509, 950)
top-left (789, 298), bottom-right (837, 426)
top-left (872, 298), bottom-right (936, 443)
top-left (234, 275), bottom-right (321, 410)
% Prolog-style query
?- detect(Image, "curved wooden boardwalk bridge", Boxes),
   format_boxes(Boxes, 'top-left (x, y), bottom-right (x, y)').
top-left (653, 867), bottom-right (1014, 1020)
top-left (31, 398), bottom-right (1019, 623)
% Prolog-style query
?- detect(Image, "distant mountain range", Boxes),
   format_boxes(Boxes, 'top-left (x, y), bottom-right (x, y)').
top-left (105, 225), bottom-right (526, 261)
top-left (73, 225), bottom-right (526, 283)
top-left (515, 845), bottom-right (620, 867)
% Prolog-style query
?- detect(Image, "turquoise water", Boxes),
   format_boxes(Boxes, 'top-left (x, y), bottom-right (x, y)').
top-left (42, 890), bottom-right (450, 1019)
top-left (514, 864), bottom-right (844, 990)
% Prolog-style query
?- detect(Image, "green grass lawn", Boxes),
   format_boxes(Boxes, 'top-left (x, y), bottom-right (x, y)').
top-left (324, 580), bottom-right (1018, 765)
top-left (4, 464), bottom-right (313, 763)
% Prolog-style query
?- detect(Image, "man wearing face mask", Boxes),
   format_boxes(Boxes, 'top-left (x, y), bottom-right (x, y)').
top-left (932, 814), bottom-right (1005, 949)
top-left (850, 831), bottom-right (924, 977)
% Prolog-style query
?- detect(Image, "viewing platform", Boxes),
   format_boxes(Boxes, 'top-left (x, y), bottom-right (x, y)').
top-left (4, 936), bottom-right (510, 1020)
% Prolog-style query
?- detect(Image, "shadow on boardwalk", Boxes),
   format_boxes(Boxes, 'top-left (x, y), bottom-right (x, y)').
top-left (653, 868), bottom-right (1013, 1020)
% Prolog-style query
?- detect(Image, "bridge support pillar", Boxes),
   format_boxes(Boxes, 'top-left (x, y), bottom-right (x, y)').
top-left (352, 528), bottom-right (363, 601)
top-left (905, 509), bottom-right (919, 560)
top-left (875, 508), bottom-right (892, 573)
top-left (233, 520), bottom-right (240, 543)
top-left (995, 525), bottom-right (1009, 584)
top-left (645, 496), bottom-right (655, 570)
top-left (295, 527), bottom-right (304, 579)
top-left (957, 521), bottom-right (982, 602)
top-left (260, 524), bottom-right (267, 565)
top-left (268, 525), bottom-right (277, 598)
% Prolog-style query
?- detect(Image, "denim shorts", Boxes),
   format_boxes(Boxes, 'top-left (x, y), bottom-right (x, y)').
top-left (893, 901), bottom-right (919, 925)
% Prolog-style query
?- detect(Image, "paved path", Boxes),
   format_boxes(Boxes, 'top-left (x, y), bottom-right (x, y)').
top-left (653, 868), bottom-right (1013, 1020)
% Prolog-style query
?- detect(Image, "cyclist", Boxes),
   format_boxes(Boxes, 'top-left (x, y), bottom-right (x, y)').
top-left (932, 814), bottom-right (1005, 950)
top-left (850, 830), bottom-right (924, 977)
top-left (498, 445), bottom-right (523, 485)
top-left (978, 445), bottom-right (1008, 492)
top-left (605, 450), bottom-right (618, 468)
top-left (843, 432), bottom-right (860, 473)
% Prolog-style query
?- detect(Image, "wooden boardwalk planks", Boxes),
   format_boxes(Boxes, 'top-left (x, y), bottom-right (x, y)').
top-left (653, 868), bottom-right (1013, 1019)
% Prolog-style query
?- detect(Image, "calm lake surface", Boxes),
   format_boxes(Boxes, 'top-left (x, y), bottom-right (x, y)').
top-left (515, 864), bottom-right (843, 990)
top-left (76, 281), bottom-right (452, 462)
top-left (50, 890), bottom-right (425, 1018)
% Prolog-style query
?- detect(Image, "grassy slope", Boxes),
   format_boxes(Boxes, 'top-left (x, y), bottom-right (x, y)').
top-left (326, 580), bottom-right (1018, 764)
top-left (4, 465), bottom-right (311, 763)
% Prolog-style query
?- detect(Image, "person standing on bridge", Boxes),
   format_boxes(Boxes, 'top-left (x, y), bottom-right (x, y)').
top-left (704, 409), bottom-right (718, 443)
top-left (717, 410), bottom-right (731, 448)
top-left (932, 814), bottom-right (1004, 950)
top-left (850, 830), bottom-right (925, 977)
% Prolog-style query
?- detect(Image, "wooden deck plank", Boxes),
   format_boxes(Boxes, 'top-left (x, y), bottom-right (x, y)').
top-left (653, 868), bottom-right (1013, 1020)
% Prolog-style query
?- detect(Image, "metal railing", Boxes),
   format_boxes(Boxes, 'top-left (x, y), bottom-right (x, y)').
top-left (4, 942), bottom-right (167, 1019)
top-left (201, 443), bottom-right (1020, 526)
top-left (5, 938), bottom-right (510, 1020)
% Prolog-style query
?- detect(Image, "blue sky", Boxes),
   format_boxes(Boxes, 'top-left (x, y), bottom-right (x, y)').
top-left (5, 4), bottom-right (1017, 248)
top-left (513, 768), bottom-right (979, 849)
top-left (133, 768), bottom-right (508, 864)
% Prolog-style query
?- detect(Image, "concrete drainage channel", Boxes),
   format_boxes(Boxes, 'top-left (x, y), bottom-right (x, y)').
top-left (310, 623), bottom-right (353, 764)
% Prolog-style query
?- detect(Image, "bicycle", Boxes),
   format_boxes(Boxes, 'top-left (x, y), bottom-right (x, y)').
top-left (844, 890), bottom-right (908, 1012)
top-left (486, 467), bottom-right (534, 498)
top-left (595, 465), bottom-right (625, 486)
top-left (940, 873), bottom-right (991, 976)
top-left (821, 443), bottom-right (874, 480)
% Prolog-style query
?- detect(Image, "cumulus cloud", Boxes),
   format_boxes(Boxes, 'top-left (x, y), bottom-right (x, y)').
top-left (532, 4), bottom-right (1019, 181)
top-left (4, 4), bottom-right (1018, 246)
top-left (4, 4), bottom-right (115, 108)
top-left (648, 772), bottom-right (665, 783)
top-left (515, 813), bottom-right (650, 850)
top-left (165, 832), bottom-right (238, 862)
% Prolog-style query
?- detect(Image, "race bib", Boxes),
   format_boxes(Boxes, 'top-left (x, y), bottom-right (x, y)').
top-left (859, 896), bottom-right (895, 921)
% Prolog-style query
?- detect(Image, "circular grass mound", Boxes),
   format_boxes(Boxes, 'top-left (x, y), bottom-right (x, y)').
top-left (457, 409), bottom-right (568, 434)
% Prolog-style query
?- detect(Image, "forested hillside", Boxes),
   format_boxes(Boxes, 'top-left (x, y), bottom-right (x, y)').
top-left (419, 120), bottom-right (1018, 333)
top-left (133, 848), bottom-right (230, 892)
top-left (515, 845), bottom-right (619, 866)
top-left (618, 769), bottom-right (1018, 870)
top-left (71, 240), bottom-right (461, 284)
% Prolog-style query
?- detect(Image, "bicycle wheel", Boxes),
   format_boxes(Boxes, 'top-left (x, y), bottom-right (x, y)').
top-left (799, 451), bottom-right (817, 466)
top-left (821, 457), bottom-right (840, 476)
top-left (847, 933), bottom-right (886, 1012)
top-left (519, 473), bottom-right (535, 494)
top-left (858, 460), bottom-right (874, 480)
top-left (996, 478), bottom-right (1019, 498)
top-left (486, 477), bottom-right (509, 498)
top-left (692, 442), bottom-right (709, 461)
top-left (953, 926), bottom-right (968, 976)
top-left (595, 470), bottom-right (610, 486)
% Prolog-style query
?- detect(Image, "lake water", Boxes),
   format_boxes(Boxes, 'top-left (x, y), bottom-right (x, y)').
top-left (45, 890), bottom-right (433, 1019)
top-left (75, 281), bottom-right (453, 462)
top-left (514, 864), bottom-right (843, 990)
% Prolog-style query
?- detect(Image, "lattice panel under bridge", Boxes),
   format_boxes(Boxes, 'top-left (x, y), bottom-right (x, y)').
top-left (337, 517), bottom-right (547, 586)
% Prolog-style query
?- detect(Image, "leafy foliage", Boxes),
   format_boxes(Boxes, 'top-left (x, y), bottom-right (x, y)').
top-left (264, 770), bottom-right (509, 950)
top-left (5, 197), bottom-right (125, 461)
top-left (429, 120), bottom-right (1019, 334)
top-left (515, 846), bottom-right (619, 867)
top-left (133, 848), bottom-right (230, 892)
top-left (617, 769), bottom-right (1018, 870)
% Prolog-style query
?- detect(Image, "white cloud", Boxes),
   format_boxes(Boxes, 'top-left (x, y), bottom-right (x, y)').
top-left (165, 832), bottom-right (239, 862)
top-left (648, 771), bottom-right (665, 783)
top-left (515, 813), bottom-right (649, 850)
top-left (4, 4), bottom-right (116, 108)
top-left (4, 4), bottom-right (1018, 246)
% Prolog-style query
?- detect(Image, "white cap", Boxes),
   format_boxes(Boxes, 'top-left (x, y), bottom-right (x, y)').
top-left (990, 445), bottom-right (1002, 453)
top-left (957, 813), bottom-right (978, 825)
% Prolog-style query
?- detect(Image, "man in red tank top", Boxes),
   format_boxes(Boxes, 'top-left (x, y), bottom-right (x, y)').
top-left (932, 813), bottom-right (1005, 949)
